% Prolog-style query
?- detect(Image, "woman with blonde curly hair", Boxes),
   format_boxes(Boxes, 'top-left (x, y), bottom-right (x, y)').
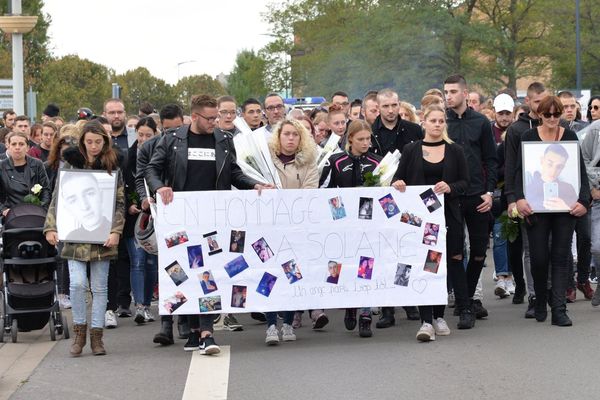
top-left (399, 101), bottom-right (420, 124)
top-left (263, 119), bottom-right (324, 344)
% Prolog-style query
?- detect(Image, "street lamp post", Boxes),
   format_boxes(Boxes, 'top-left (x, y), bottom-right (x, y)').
top-left (0, 0), bottom-right (38, 115)
top-left (177, 60), bottom-right (197, 82)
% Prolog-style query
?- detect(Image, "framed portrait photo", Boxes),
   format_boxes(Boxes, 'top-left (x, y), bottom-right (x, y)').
top-left (522, 141), bottom-right (580, 213)
top-left (56, 169), bottom-right (118, 244)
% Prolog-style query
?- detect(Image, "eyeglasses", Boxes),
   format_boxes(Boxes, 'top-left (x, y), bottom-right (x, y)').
top-left (589, 105), bottom-right (600, 111)
top-left (542, 112), bottom-right (562, 119)
top-left (265, 104), bottom-right (284, 112)
top-left (194, 112), bottom-right (217, 122)
top-left (218, 110), bottom-right (236, 117)
top-left (334, 102), bottom-right (350, 107)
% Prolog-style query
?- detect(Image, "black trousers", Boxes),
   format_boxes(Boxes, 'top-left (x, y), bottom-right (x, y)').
top-left (461, 195), bottom-right (492, 298)
top-left (525, 213), bottom-right (576, 309)
top-left (107, 239), bottom-right (131, 311)
top-left (568, 212), bottom-right (591, 285)
top-left (188, 315), bottom-right (214, 333)
top-left (506, 225), bottom-right (527, 294)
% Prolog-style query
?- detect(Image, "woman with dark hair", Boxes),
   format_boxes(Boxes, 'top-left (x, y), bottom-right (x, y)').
top-left (44, 120), bottom-right (125, 356)
top-left (44, 133), bottom-right (79, 309)
top-left (124, 116), bottom-right (159, 325)
top-left (392, 105), bottom-right (470, 341)
top-left (320, 119), bottom-right (382, 338)
top-left (0, 131), bottom-right (50, 216)
top-left (515, 95), bottom-right (590, 327)
top-left (587, 96), bottom-right (600, 122)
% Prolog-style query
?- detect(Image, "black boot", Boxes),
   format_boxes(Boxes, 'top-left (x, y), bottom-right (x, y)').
top-left (534, 295), bottom-right (547, 322)
top-left (358, 315), bottom-right (373, 337)
top-left (524, 295), bottom-right (536, 319)
top-left (457, 303), bottom-right (475, 330)
top-left (177, 316), bottom-right (190, 339)
top-left (153, 316), bottom-right (174, 345)
top-left (403, 306), bottom-right (420, 321)
top-left (375, 307), bottom-right (396, 328)
top-left (512, 285), bottom-right (526, 304)
top-left (472, 300), bottom-right (488, 319)
top-left (551, 306), bottom-right (572, 327)
top-left (344, 308), bottom-right (357, 331)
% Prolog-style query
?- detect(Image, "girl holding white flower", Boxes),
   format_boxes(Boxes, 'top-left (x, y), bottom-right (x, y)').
top-left (0, 131), bottom-right (50, 217)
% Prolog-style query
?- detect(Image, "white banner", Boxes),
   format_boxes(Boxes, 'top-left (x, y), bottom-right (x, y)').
top-left (156, 187), bottom-right (447, 315)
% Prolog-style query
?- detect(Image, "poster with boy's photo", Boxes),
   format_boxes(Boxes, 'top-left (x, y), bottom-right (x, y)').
top-left (56, 169), bottom-right (117, 244)
top-left (522, 141), bottom-right (580, 213)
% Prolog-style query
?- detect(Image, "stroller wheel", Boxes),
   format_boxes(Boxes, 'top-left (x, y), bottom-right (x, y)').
top-left (62, 316), bottom-right (70, 340)
top-left (11, 318), bottom-right (18, 343)
top-left (49, 317), bottom-right (56, 341)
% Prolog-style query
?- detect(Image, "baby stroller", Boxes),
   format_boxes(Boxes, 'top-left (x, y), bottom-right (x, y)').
top-left (0, 204), bottom-right (69, 343)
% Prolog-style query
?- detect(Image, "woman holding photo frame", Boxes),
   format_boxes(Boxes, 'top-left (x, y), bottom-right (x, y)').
top-left (514, 96), bottom-right (590, 327)
top-left (392, 105), bottom-right (470, 341)
top-left (44, 120), bottom-right (125, 355)
top-left (264, 118), bottom-right (321, 345)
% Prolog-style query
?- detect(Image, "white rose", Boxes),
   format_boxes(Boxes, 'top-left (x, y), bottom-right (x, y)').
top-left (31, 184), bottom-right (43, 195)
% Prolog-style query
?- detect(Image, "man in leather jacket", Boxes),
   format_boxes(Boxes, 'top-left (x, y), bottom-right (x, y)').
top-left (145, 94), bottom-right (271, 355)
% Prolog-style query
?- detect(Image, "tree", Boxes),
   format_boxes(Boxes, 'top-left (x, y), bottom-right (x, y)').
top-left (174, 74), bottom-right (226, 113)
top-left (0, 0), bottom-right (51, 94)
top-left (37, 55), bottom-right (113, 121)
top-left (549, 0), bottom-right (600, 93)
top-left (227, 50), bottom-right (268, 103)
top-left (115, 67), bottom-right (174, 115)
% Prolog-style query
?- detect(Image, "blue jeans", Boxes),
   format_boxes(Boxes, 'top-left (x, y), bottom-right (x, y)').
top-left (266, 311), bottom-right (294, 326)
top-left (126, 237), bottom-right (157, 306)
top-left (68, 259), bottom-right (109, 329)
top-left (493, 219), bottom-right (510, 276)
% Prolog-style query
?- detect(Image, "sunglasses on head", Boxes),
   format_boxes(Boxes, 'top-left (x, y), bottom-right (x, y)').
top-left (542, 111), bottom-right (561, 119)
top-left (589, 105), bottom-right (600, 111)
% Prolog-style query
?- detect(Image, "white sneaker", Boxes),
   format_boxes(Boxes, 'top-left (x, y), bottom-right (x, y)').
top-left (447, 291), bottom-right (455, 308)
top-left (281, 323), bottom-right (296, 341)
top-left (143, 307), bottom-right (155, 322)
top-left (58, 294), bottom-right (72, 309)
top-left (416, 322), bottom-right (435, 342)
top-left (105, 310), bottom-right (117, 329)
top-left (494, 280), bottom-right (510, 298)
top-left (492, 271), bottom-right (498, 281)
top-left (432, 317), bottom-right (451, 336)
top-left (265, 324), bottom-right (279, 345)
top-left (505, 279), bottom-right (516, 294)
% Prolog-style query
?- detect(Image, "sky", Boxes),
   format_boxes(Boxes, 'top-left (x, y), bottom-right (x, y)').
top-left (42, 0), bottom-right (273, 85)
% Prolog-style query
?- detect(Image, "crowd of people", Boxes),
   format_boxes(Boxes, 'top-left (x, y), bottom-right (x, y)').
top-left (1, 73), bottom-right (599, 356)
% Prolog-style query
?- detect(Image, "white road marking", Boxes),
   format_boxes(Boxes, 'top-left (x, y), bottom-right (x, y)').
top-left (0, 328), bottom-right (58, 400)
top-left (182, 345), bottom-right (231, 400)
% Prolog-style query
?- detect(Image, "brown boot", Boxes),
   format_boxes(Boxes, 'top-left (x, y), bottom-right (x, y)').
top-left (89, 328), bottom-right (107, 356)
top-left (70, 324), bottom-right (87, 357)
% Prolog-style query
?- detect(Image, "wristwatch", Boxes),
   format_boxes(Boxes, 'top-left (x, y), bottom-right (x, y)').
top-left (486, 191), bottom-right (494, 197)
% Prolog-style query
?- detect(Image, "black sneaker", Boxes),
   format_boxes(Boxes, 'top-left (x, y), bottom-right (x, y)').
top-left (358, 315), bottom-right (372, 338)
top-left (199, 336), bottom-right (221, 355)
top-left (375, 307), bottom-right (395, 329)
top-left (525, 295), bottom-right (536, 319)
top-left (551, 309), bottom-right (572, 327)
top-left (512, 289), bottom-right (526, 304)
top-left (344, 308), bottom-right (357, 331)
top-left (457, 308), bottom-right (475, 329)
top-left (116, 306), bottom-right (132, 318)
top-left (403, 306), bottom-right (420, 321)
top-left (250, 312), bottom-right (267, 322)
top-left (183, 331), bottom-right (200, 351)
top-left (472, 300), bottom-right (488, 319)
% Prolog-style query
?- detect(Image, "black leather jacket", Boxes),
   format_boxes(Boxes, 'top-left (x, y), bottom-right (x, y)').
top-left (145, 125), bottom-right (259, 192)
top-left (0, 155), bottom-right (51, 213)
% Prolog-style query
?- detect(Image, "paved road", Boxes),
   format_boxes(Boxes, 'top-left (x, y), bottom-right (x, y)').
top-left (2, 272), bottom-right (599, 400)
